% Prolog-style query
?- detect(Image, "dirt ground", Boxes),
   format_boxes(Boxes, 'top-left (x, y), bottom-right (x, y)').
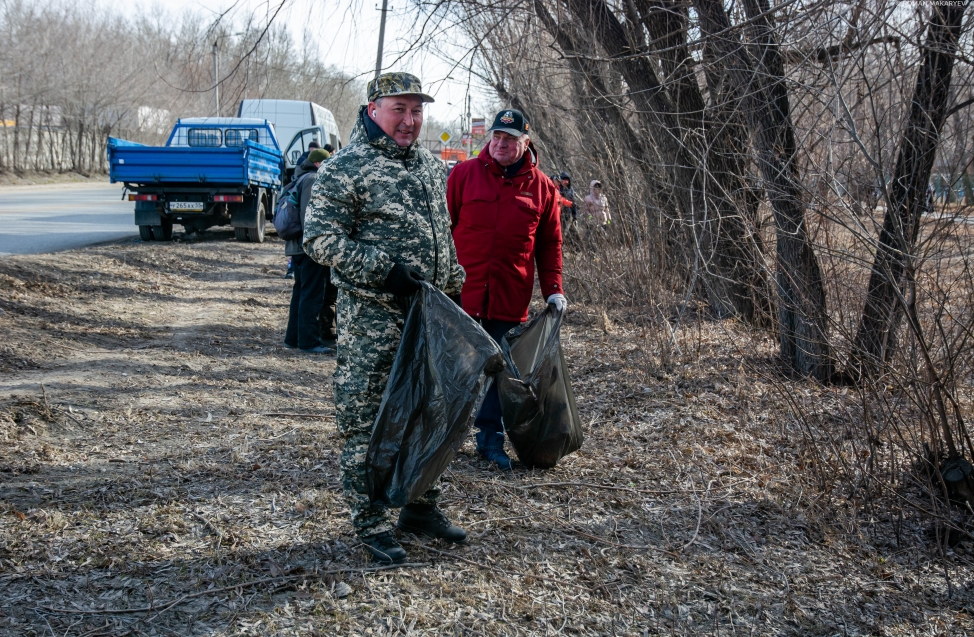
top-left (1, 230), bottom-right (973, 636)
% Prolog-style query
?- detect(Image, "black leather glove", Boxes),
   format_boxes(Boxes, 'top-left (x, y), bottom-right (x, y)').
top-left (383, 263), bottom-right (425, 296)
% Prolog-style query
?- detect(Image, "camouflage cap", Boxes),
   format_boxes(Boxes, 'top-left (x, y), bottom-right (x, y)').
top-left (368, 72), bottom-right (435, 104)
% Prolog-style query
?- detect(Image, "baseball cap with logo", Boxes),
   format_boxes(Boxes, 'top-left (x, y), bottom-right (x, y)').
top-left (487, 109), bottom-right (530, 137)
top-left (367, 72), bottom-right (435, 103)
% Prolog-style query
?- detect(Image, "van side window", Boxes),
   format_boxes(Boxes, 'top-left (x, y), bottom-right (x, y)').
top-left (285, 128), bottom-right (322, 165)
top-left (187, 129), bottom-right (223, 147)
top-left (225, 129), bottom-right (259, 147)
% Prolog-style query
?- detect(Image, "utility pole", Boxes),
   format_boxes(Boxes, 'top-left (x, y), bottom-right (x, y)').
top-left (211, 33), bottom-right (242, 117)
top-left (466, 94), bottom-right (472, 158)
top-left (375, 0), bottom-right (389, 79)
top-left (212, 40), bottom-right (219, 117)
top-left (464, 55), bottom-right (474, 157)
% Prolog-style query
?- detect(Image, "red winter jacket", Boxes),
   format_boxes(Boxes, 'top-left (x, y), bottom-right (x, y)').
top-left (448, 144), bottom-right (563, 322)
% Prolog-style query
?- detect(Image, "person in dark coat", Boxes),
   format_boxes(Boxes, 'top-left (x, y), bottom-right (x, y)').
top-left (284, 148), bottom-right (334, 353)
top-left (294, 141), bottom-right (322, 170)
top-left (558, 171), bottom-right (578, 236)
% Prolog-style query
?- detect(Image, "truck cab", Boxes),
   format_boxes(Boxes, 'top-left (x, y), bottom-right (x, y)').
top-left (237, 99), bottom-right (342, 183)
top-left (165, 117), bottom-right (279, 150)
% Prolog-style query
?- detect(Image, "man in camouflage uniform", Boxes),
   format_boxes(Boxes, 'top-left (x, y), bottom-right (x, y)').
top-left (303, 73), bottom-right (468, 564)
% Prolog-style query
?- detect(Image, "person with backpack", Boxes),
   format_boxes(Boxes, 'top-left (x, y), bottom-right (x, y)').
top-left (283, 148), bottom-right (334, 353)
top-left (294, 141), bottom-right (323, 173)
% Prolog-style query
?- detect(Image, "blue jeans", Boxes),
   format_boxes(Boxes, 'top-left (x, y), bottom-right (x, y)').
top-left (475, 319), bottom-right (521, 439)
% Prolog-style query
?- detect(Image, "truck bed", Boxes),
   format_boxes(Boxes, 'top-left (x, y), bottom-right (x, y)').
top-left (107, 138), bottom-right (282, 189)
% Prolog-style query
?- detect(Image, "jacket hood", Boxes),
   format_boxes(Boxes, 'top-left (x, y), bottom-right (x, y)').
top-left (479, 140), bottom-right (539, 177)
top-left (349, 105), bottom-right (419, 160)
top-left (293, 159), bottom-right (318, 180)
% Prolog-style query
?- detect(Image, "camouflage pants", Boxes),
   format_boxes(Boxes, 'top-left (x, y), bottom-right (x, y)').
top-left (334, 289), bottom-right (440, 539)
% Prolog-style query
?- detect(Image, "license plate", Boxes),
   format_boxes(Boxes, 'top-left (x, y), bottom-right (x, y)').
top-left (169, 202), bottom-right (204, 211)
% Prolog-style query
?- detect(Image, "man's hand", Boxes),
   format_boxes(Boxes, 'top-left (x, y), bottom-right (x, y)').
top-left (384, 264), bottom-right (425, 296)
top-left (547, 293), bottom-right (567, 313)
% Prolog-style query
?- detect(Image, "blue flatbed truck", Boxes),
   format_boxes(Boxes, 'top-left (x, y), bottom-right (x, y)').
top-left (107, 118), bottom-right (283, 242)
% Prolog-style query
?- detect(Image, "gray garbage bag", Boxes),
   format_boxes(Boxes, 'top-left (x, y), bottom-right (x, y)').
top-left (366, 282), bottom-right (505, 508)
top-left (497, 306), bottom-right (582, 468)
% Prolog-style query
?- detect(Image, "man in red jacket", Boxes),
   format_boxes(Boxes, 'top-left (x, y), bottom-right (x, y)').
top-left (448, 108), bottom-right (566, 469)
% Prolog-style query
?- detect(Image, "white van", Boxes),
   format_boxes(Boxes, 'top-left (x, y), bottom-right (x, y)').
top-left (237, 99), bottom-right (342, 180)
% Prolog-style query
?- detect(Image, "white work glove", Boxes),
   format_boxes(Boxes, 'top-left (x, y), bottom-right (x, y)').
top-left (546, 293), bottom-right (567, 313)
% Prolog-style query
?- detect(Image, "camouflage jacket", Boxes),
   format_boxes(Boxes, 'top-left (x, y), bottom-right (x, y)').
top-left (303, 106), bottom-right (465, 299)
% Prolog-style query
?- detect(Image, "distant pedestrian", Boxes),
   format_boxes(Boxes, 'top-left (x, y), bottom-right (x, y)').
top-left (583, 180), bottom-right (610, 228)
top-left (558, 172), bottom-right (578, 237)
top-left (284, 148), bottom-right (334, 354)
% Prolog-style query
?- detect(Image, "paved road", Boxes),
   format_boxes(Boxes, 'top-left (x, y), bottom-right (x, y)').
top-left (0, 183), bottom-right (138, 256)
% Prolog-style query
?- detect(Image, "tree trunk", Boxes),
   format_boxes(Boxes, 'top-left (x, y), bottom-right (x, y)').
top-left (74, 121), bottom-right (84, 173)
top-left (0, 100), bottom-right (6, 173)
top-left (23, 103), bottom-right (37, 172)
top-left (853, 2), bottom-right (967, 378)
top-left (13, 103), bottom-right (22, 172)
top-left (533, 0), bottom-right (647, 160)
top-left (638, 0), bottom-right (773, 326)
top-left (560, 0), bottom-right (769, 321)
top-left (694, 0), bottom-right (833, 379)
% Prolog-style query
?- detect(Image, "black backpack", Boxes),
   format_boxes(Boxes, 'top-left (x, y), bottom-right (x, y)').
top-left (273, 177), bottom-right (304, 240)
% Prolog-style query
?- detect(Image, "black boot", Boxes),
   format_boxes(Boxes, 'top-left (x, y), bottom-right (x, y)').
top-left (397, 503), bottom-right (467, 543)
top-left (362, 531), bottom-right (407, 564)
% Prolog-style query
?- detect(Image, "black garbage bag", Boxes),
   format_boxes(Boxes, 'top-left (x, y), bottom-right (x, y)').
top-left (496, 306), bottom-right (582, 468)
top-left (366, 283), bottom-right (505, 508)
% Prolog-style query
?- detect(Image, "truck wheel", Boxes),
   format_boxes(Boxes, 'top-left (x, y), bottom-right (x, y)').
top-left (234, 227), bottom-right (249, 241)
top-left (153, 221), bottom-right (174, 241)
top-left (243, 200), bottom-right (267, 243)
top-left (139, 225), bottom-right (154, 241)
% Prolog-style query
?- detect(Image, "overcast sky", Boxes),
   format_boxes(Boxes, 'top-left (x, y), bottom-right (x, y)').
top-left (112, 0), bottom-right (487, 126)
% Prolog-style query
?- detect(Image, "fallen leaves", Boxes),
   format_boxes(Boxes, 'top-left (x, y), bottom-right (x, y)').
top-left (0, 233), bottom-right (971, 635)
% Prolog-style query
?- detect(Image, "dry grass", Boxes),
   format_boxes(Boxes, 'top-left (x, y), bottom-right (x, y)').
top-left (0, 171), bottom-right (109, 188)
top-left (1, 231), bottom-right (973, 636)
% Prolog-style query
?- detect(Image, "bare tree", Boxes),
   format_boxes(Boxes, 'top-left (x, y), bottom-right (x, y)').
top-left (0, 0), bottom-right (365, 175)
top-left (854, 2), bottom-right (969, 377)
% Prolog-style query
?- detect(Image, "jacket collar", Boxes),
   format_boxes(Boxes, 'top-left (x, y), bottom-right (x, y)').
top-left (480, 141), bottom-right (538, 179)
top-left (351, 105), bottom-right (417, 160)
